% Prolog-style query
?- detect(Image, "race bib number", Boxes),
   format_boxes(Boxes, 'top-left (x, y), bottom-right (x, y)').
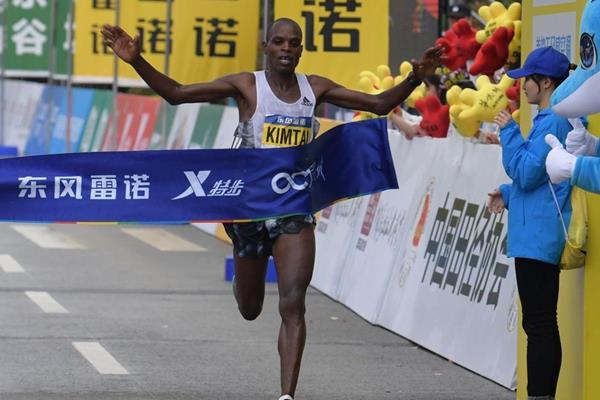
top-left (262, 115), bottom-right (313, 147)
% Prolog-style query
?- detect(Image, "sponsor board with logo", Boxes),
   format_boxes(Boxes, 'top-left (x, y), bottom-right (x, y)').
top-left (313, 198), bottom-right (368, 297)
top-left (313, 129), bottom-right (516, 389)
top-left (3, 80), bottom-right (45, 154)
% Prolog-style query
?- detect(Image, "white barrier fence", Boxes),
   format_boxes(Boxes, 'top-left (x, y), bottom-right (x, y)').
top-left (312, 128), bottom-right (517, 389)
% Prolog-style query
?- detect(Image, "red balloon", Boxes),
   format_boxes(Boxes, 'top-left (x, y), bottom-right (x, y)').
top-left (415, 95), bottom-right (450, 138)
top-left (469, 27), bottom-right (514, 76)
top-left (506, 80), bottom-right (520, 101)
top-left (436, 19), bottom-right (481, 71)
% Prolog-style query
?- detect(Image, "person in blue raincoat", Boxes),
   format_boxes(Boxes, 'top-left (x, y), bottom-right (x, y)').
top-left (486, 46), bottom-right (577, 400)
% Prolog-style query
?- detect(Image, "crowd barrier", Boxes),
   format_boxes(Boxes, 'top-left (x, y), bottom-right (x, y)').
top-left (313, 129), bottom-right (517, 389)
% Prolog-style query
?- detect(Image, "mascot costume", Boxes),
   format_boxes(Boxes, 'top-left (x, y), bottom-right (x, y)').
top-left (545, 0), bottom-right (600, 194)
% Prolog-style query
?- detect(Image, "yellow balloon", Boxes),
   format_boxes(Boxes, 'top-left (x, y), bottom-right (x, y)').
top-left (476, 1), bottom-right (521, 44)
top-left (446, 86), bottom-right (480, 137)
top-left (381, 76), bottom-right (395, 91)
top-left (458, 75), bottom-right (515, 122)
top-left (508, 20), bottom-right (522, 65)
top-left (376, 64), bottom-right (392, 80)
top-left (359, 70), bottom-right (381, 88)
top-left (355, 72), bottom-right (380, 120)
top-left (359, 76), bottom-right (377, 94)
top-left (398, 61), bottom-right (413, 79)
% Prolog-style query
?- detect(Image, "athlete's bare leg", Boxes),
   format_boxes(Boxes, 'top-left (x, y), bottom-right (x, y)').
top-left (272, 226), bottom-right (315, 397)
top-left (233, 254), bottom-right (269, 320)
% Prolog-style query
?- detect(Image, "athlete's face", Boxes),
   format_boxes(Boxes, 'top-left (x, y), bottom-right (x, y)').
top-left (264, 23), bottom-right (303, 73)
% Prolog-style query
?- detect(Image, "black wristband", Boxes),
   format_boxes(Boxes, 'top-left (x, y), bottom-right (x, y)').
top-left (406, 72), bottom-right (423, 87)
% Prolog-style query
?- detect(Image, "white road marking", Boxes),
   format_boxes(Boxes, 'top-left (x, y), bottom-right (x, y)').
top-left (73, 342), bottom-right (129, 375)
top-left (25, 291), bottom-right (68, 314)
top-left (0, 254), bottom-right (24, 272)
top-left (121, 228), bottom-right (206, 251)
top-left (11, 225), bottom-right (85, 249)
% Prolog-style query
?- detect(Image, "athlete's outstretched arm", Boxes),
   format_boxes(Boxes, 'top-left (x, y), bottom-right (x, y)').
top-left (311, 46), bottom-right (443, 115)
top-left (101, 24), bottom-right (241, 105)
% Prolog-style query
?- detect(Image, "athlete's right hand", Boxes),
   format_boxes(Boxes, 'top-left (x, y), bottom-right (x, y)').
top-left (101, 24), bottom-right (141, 64)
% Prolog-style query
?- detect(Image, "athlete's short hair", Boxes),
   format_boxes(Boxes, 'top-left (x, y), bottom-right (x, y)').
top-left (266, 18), bottom-right (302, 42)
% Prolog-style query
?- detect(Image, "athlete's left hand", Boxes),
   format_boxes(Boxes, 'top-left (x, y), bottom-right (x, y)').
top-left (412, 45), bottom-right (445, 80)
top-left (545, 134), bottom-right (577, 184)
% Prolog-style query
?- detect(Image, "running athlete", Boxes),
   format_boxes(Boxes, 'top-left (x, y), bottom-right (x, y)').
top-left (102, 18), bottom-right (442, 400)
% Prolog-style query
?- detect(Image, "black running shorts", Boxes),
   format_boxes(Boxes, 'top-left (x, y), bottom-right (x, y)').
top-left (223, 215), bottom-right (316, 259)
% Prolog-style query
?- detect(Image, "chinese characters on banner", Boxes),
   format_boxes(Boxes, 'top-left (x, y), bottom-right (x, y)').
top-left (312, 130), bottom-right (517, 389)
top-left (3, 0), bottom-right (70, 76)
top-left (17, 171), bottom-right (246, 202)
top-left (421, 193), bottom-right (510, 309)
top-left (275, 0), bottom-right (389, 89)
top-left (18, 174), bottom-right (152, 201)
top-left (75, 0), bottom-right (260, 85)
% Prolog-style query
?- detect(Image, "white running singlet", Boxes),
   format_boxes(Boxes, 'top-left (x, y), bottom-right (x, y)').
top-left (232, 71), bottom-right (319, 149)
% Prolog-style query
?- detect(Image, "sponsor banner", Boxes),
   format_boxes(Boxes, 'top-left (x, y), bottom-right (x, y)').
top-left (167, 103), bottom-right (202, 149)
top-left (74, 0), bottom-right (259, 85)
top-left (100, 94), bottom-right (123, 151)
top-left (149, 102), bottom-right (178, 150)
top-left (49, 88), bottom-right (96, 154)
top-left (377, 132), bottom-right (516, 389)
top-left (4, 0), bottom-right (69, 76)
top-left (25, 85), bottom-right (66, 156)
top-left (189, 104), bottom-right (226, 149)
top-left (527, 12), bottom-right (577, 124)
top-left (313, 129), bottom-right (516, 388)
top-left (532, 12), bottom-right (577, 60)
top-left (198, 113), bottom-right (346, 240)
top-left (316, 118), bottom-right (343, 137)
top-left (101, 94), bottom-right (161, 151)
top-left (211, 106), bottom-right (239, 149)
top-left (192, 105), bottom-right (240, 236)
top-left (0, 118), bottom-right (397, 222)
top-left (77, 90), bottom-right (114, 153)
top-left (312, 197), bottom-right (367, 298)
top-left (3, 80), bottom-right (45, 154)
top-left (275, 0), bottom-right (389, 90)
top-left (120, 95), bottom-right (161, 151)
top-left (332, 130), bottom-right (440, 322)
top-left (73, 0), bottom-right (114, 82)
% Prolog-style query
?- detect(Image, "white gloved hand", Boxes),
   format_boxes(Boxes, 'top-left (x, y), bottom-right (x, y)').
top-left (566, 118), bottom-right (598, 156)
top-left (545, 134), bottom-right (577, 184)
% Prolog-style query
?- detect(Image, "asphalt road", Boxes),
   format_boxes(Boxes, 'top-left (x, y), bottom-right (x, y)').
top-left (0, 222), bottom-right (515, 400)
